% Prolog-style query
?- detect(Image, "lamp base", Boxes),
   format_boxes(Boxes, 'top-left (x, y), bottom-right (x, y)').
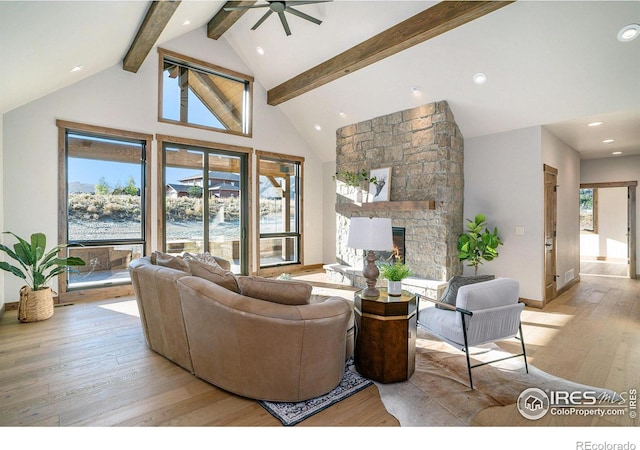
top-left (361, 287), bottom-right (380, 298)
top-left (362, 250), bottom-right (380, 298)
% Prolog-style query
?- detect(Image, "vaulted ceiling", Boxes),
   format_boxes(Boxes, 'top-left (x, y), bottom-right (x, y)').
top-left (1, 1), bottom-right (639, 162)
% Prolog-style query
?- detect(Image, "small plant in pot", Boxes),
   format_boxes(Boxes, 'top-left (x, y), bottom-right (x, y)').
top-left (457, 213), bottom-right (503, 275)
top-left (379, 259), bottom-right (413, 297)
top-left (0, 232), bottom-right (85, 323)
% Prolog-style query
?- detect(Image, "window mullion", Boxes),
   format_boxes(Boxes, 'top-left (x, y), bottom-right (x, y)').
top-left (179, 67), bottom-right (189, 123)
top-left (203, 153), bottom-right (210, 253)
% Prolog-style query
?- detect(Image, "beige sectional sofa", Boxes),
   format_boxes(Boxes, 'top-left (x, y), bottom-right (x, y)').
top-left (129, 253), bottom-right (355, 402)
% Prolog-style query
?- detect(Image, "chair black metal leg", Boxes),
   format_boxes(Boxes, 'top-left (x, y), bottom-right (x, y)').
top-left (519, 322), bottom-right (529, 374)
top-left (461, 313), bottom-right (474, 389)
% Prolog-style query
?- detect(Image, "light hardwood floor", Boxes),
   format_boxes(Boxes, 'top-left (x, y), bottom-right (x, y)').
top-left (580, 259), bottom-right (630, 277)
top-left (0, 272), bottom-right (638, 428)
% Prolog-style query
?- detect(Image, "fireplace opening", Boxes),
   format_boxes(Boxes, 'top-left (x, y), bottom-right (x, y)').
top-left (379, 227), bottom-right (405, 263)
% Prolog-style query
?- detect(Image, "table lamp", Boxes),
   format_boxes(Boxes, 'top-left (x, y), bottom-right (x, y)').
top-left (347, 217), bottom-right (393, 298)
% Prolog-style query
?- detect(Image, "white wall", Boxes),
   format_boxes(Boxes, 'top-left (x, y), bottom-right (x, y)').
top-left (465, 126), bottom-right (544, 302)
top-left (323, 160), bottom-right (337, 264)
top-left (581, 155), bottom-right (640, 275)
top-left (541, 127), bottom-right (581, 289)
top-left (1, 26), bottom-right (323, 302)
top-left (597, 187), bottom-right (628, 259)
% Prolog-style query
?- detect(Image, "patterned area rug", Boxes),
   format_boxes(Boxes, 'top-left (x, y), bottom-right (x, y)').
top-left (259, 358), bottom-right (373, 426)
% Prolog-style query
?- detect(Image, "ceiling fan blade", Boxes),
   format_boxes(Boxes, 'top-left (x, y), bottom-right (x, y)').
top-left (251, 9), bottom-right (273, 30)
top-left (285, 6), bottom-right (322, 25)
top-left (278, 11), bottom-right (292, 36)
top-left (284, 1), bottom-right (332, 6)
top-left (224, 4), bottom-right (269, 11)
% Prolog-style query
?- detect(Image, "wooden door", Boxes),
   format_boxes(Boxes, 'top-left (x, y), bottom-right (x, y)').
top-left (544, 165), bottom-right (558, 302)
top-left (629, 185), bottom-right (637, 279)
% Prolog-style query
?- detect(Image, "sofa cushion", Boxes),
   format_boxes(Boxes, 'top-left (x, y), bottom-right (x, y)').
top-left (237, 276), bottom-right (312, 306)
top-left (187, 259), bottom-right (239, 293)
top-left (439, 274), bottom-right (495, 307)
top-left (151, 251), bottom-right (190, 273)
top-left (183, 252), bottom-right (231, 271)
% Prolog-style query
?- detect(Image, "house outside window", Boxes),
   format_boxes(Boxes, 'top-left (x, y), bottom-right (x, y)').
top-left (159, 48), bottom-right (253, 137)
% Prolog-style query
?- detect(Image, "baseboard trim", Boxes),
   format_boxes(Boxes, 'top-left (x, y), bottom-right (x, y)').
top-left (521, 276), bottom-right (581, 310)
top-left (520, 297), bottom-right (543, 309)
top-left (3, 301), bottom-right (18, 312)
top-left (558, 275), bottom-right (580, 296)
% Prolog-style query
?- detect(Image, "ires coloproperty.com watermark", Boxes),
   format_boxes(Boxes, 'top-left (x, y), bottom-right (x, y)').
top-left (516, 387), bottom-right (637, 421)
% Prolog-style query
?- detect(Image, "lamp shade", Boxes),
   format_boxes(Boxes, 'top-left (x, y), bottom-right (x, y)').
top-left (347, 217), bottom-right (393, 251)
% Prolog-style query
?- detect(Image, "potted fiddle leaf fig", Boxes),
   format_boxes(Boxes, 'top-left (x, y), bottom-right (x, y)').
top-left (379, 259), bottom-right (413, 296)
top-left (0, 231), bottom-right (85, 322)
top-left (457, 214), bottom-right (503, 275)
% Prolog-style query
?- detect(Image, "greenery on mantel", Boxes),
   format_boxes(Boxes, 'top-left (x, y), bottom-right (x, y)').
top-left (333, 169), bottom-right (378, 187)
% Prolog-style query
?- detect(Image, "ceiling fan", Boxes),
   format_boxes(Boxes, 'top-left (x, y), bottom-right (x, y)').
top-left (224, 1), bottom-right (331, 36)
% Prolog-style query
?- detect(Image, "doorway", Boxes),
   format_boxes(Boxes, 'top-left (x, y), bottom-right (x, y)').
top-left (579, 182), bottom-right (637, 279)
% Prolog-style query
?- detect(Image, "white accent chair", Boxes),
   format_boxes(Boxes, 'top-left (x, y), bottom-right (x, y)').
top-left (417, 277), bottom-right (528, 389)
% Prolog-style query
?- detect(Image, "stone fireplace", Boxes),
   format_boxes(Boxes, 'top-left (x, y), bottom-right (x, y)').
top-left (326, 101), bottom-right (464, 299)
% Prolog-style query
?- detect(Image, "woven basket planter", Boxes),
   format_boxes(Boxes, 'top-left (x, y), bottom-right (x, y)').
top-left (18, 286), bottom-right (54, 323)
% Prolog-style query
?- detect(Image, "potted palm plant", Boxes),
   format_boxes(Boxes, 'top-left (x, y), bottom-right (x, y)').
top-left (0, 231), bottom-right (85, 322)
top-left (379, 259), bottom-right (413, 296)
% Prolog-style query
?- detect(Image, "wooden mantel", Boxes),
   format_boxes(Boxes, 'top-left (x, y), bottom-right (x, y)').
top-left (336, 200), bottom-right (436, 215)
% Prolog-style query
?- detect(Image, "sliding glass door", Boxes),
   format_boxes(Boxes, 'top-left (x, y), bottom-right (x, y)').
top-left (162, 141), bottom-right (249, 274)
top-left (257, 151), bottom-right (303, 269)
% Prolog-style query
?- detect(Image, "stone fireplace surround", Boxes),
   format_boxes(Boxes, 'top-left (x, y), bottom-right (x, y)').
top-left (325, 101), bottom-right (464, 300)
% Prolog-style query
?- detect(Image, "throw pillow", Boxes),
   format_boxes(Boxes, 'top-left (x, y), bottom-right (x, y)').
top-left (151, 251), bottom-right (190, 273)
top-left (438, 274), bottom-right (495, 307)
top-left (183, 252), bottom-right (231, 271)
top-left (236, 276), bottom-right (312, 306)
top-left (187, 259), bottom-right (239, 293)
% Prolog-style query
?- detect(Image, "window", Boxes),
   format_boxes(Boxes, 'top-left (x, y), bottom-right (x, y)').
top-left (58, 121), bottom-right (151, 298)
top-left (159, 49), bottom-right (253, 136)
top-left (257, 151), bottom-right (303, 269)
top-left (580, 188), bottom-right (598, 232)
top-left (158, 135), bottom-right (251, 275)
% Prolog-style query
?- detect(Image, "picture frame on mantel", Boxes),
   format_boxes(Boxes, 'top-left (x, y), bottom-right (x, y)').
top-left (370, 167), bottom-right (391, 202)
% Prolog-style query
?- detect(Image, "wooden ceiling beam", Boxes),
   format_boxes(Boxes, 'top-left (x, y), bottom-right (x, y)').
top-left (123, 0), bottom-right (182, 73)
top-left (207, 1), bottom-right (258, 40)
top-left (267, 1), bottom-right (514, 106)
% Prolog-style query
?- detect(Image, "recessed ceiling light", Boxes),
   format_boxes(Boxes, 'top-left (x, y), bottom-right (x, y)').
top-left (256, 46), bottom-right (265, 56)
top-left (70, 65), bottom-right (84, 72)
top-left (314, 124), bottom-right (322, 131)
top-left (411, 86), bottom-right (420, 96)
top-left (473, 72), bottom-right (487, 85)
top-left (602, 139), bottom-right (615, 144)
top-left (183, 19), bottom-right (192, 26)
top-left (587, 121), bottom-right (603, 127)
top-left (612, 151), bottom-right (623, 155)
top-left (338, 110), bottom-right (346, 118)
top-left (618, 23), bottom-right (640, 42)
